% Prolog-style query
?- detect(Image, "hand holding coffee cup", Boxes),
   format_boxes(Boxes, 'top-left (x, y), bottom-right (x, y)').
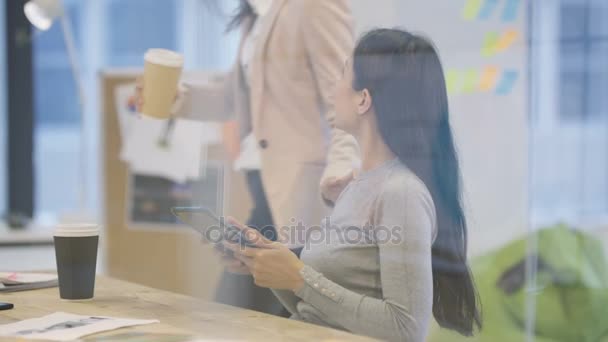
top-left (131, 77), bottom-right (144, 113)
top-left (138, 48), bottom-right (184, 119)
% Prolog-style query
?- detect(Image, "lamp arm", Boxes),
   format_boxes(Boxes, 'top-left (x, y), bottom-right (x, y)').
top-left (60, 14), bottom-right (85, 110)
top-left (60, 13), bottom-right (88, 212)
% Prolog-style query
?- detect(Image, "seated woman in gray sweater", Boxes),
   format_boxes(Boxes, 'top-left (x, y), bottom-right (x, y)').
top-left (220, 28), bottom-right (482, 341)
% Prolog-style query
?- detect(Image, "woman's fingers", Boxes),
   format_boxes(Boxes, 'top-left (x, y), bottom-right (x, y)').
top-left (225, 217), bottom-right (249, 232)
top-left (213, 244), bottom-right (251, 275)
top-left (224, 258), bottom-right (250, 275)
top-left (226, 217), bottom-right (277, 248)
top-left (214, 242), bottom-right (234, 256)
top-left (226, 249), bottom-right (255, 269)
top-left (222, 240), bottom-right (258, 258)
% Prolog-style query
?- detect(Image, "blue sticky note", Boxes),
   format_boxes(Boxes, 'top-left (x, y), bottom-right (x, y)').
top-left (495, 70), bottom-right (518, 95)
top-left (478, 0), bottom-right (500, 20)
top-left (502, 0), bottom-right (521, 22)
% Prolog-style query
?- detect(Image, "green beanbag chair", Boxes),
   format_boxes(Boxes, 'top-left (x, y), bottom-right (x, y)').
top-left (427, 224), bottom-right (608, 342)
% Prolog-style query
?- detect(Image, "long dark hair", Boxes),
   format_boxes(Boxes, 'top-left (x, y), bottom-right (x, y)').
top-left (205, 0), bottom-right (255, 32)
top-left (352, 28), bottom-right (482, 335)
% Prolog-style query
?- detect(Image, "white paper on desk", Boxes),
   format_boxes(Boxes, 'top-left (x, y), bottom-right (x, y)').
top-left (0, 312), bottom-right (158, 341)
top-left (121, 116), bottom-right (205, 183)
top-left (0, 272), bottom-right (57, 285)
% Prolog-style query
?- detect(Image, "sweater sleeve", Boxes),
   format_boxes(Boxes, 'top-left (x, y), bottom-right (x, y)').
top-left (293, 180), bottom-right (436, 342)
top-left (270, 289), bottom-right (301, 315)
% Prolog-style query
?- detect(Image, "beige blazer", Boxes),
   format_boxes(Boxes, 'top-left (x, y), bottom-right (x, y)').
top-left (175, 0), bottom-right (360, 246)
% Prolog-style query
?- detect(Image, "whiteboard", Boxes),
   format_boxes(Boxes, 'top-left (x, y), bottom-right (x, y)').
top-left (351, 0), bottom-right (529, 256)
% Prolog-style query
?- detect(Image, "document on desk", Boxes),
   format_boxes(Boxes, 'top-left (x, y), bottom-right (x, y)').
top-left (0, 272), bottom-right (58, 292)
top-left (0, 312), bottom-right (159, 341)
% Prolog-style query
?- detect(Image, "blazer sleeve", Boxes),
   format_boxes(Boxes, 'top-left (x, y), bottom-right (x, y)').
top-left (300, 0), bottom-right (361, 204)
top-left (171, 69), bottom-right (237, 122)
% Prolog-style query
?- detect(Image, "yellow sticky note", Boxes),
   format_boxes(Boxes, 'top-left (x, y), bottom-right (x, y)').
top-left (462, 0), bottom-right (483, 21)
top-left (445, 70), bottom-right (461, 94)
top-left (479, 66), bottom-right (499, 91)
top-left (463, 69), bottom-right (479, 93)
top-left (496, 29), bottom-right (519, 52)
top-left (482, 32), bottom-right (499, 57)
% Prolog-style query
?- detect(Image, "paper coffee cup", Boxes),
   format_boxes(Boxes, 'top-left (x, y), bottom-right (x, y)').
top-left (53, 224), bottom-right (100, 300)
top-left (142, 48), bottom-right (184, 119)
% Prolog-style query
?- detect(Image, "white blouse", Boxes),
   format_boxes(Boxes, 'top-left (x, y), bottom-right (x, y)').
top-left (234, 0), bottom-right (273, 171)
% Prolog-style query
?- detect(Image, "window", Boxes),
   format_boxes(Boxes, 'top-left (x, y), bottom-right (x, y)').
top-left (558, 0), bottom-right (608, 120)
top-left (32, 0), bottom-right (236, 224)
top-left (530, 0), bottom-right (608, 227)
top-left (106, 0), bottom-right (177, 67)
top-left (33, 0), bottom-right (84, 221)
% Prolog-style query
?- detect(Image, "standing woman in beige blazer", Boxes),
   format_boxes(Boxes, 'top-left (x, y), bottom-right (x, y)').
top-left (135, 0), bottom-right (359, 316)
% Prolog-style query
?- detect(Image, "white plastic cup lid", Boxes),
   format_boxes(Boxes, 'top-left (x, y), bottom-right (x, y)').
top-left (144, 48), bottom-right (184, 67)
top-left (54, 224), bottom-right (100, 237)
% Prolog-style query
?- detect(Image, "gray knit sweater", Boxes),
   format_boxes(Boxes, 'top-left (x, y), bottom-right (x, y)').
top-left (272, 159), bottom-right (438, 342)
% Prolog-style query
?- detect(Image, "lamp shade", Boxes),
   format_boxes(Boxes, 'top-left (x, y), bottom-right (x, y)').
top-left (24, 0), bottom-right (64, 31)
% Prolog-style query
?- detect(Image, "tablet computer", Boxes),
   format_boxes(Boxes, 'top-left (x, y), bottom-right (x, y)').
top-left (170, 206), bottom-right (257, 247)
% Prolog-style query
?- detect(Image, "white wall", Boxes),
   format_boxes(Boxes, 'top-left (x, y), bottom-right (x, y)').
top-left (350, 0), bottom-right (529, 256)
top-left (351, 0), bottom-right (405, 33)
top-left (0, 246), bottom-right (56, 271)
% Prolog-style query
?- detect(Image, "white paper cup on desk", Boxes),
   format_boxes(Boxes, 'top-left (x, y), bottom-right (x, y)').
top-left (53, 224), bottom-right (99, 300)
top-left (142, 48), bottom-right (184, 119)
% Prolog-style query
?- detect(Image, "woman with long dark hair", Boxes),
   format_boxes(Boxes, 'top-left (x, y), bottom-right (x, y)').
top-left (223, 28), bottom-right (482, 341)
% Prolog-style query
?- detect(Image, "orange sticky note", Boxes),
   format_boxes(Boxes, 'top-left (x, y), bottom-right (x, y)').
top-left (496, 29), bottom-right (519, 52)
top-left (479, 66), bottom-right (499, 91)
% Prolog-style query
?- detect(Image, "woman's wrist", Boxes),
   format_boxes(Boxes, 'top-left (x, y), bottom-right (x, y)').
top-left (292, 260), bottom-right (306, 292)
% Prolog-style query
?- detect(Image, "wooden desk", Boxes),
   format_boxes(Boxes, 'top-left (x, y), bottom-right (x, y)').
top-left (0, 276), bottom-right (375, 341)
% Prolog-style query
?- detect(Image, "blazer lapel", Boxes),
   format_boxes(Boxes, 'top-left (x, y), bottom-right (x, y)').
top-left (230, 17), bottom-right (255, 139)
top-left (249, 0), bottom-right (287, 131)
